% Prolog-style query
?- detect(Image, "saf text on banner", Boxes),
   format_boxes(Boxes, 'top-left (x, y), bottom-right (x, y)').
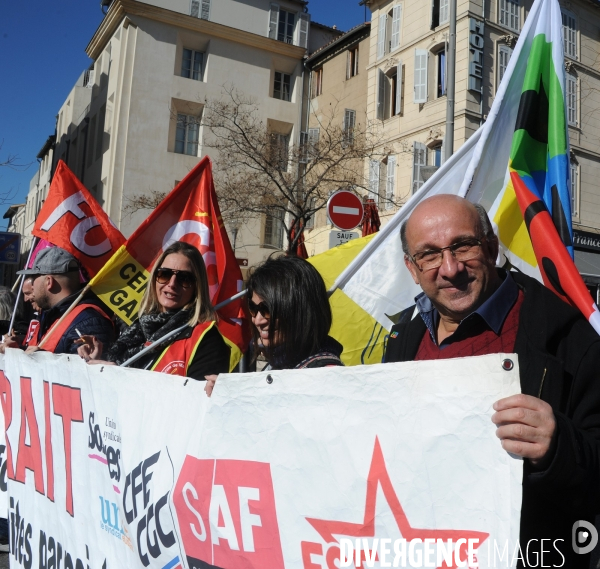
top-left (0, 350), bottom-right (521, 568)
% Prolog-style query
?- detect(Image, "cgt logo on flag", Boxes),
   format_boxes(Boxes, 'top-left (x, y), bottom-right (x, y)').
top-left (172, 456), bottom-right (284, 569)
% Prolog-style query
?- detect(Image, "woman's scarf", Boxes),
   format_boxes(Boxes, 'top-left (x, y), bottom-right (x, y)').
top-left (107, 309), bottom-right (192, 366)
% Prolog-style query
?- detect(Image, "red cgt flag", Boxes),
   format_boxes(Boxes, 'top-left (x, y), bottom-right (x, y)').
top-left (32, 160), bottom-right (125, 277)
top-left (89, 156), bottom-right (250, 360)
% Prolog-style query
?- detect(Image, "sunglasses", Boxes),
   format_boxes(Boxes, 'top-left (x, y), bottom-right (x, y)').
top-left (155, 268), bottom-right (196, 289)
top-left (248, 299), bottom-right (271, 319)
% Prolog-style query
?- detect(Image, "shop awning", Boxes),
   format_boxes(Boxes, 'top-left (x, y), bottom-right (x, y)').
top-left (575, 250), bottom-right (600, 284)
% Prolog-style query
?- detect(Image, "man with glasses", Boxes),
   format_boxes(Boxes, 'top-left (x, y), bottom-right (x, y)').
top-left (16, 247), bottom-right (115, 354)
top-left (385, 194), bottom-right (600, 568)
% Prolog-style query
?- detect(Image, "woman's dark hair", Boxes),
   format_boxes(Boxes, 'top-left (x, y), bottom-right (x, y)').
top-left (247, 255), bottom-right (332, 368)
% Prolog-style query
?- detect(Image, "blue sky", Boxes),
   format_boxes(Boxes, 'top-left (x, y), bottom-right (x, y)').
top-left (0, 1), bottom-right (369, 222)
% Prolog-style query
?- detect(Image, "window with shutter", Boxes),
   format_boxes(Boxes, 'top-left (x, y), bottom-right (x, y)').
top-left (175, 114), bottom-right (200, 156)
top-left (377, 13), bottom-right (387, 59)
top-left (369, 160), bottom-right (380, 202)
top-left (562, 10), bottom-right (577, 59)
top-left (298, 13), bottom-right (309, 48)
top-left (377, 69), bottom-right (385, 119)
top-left (498, 45), bottom-right (513, 87)
top-left (343, 109), bottom-right (356, 146)
top-left (181, 49), bottom-right (204, 81)
top-left (347, 46), bottom-right (359, 79)
top-left (570, 160), bottom-right (578, 217)
top-left (273, 72), bottom-right (292, 101)
top-left (190, 0), bottom-right (200, 18)
top-left (200, 0), bottom-right (210, 20)
top-left (439, 0), bottom-right (449, 24)
top-left (391, 5), bottom-right (402, 51)
top-left (567, 73), bottom-right (577, 126)
top-left (271, 134), bottom-right (290, 170)
top-left (278, 9), bottom-right (295, 44)
top-left (264, 208), bottom-right (284, 249)
top-left (386, 156), bottom-right (396, 209)
top-left (268, 4), bottom-right (279, 39)
top-left (313, 67), bottom-right (323, 97)
top-left (395, 61), bottom-right (403, 115)
top-left (437, 50), bottom-right (446, 97)
top-left (412, 142), bottom-right (427, 193)
top-left (414, 49), bottom-right (428, 103)
top-left (499, 0), bottom-right (519, 31)
top-left (301, 128), bottom-right (320, 162)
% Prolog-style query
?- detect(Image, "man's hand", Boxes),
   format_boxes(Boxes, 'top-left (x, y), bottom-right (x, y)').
top-left (76, 335), bottom-right (103, 362)
top-left (492, 394), bottom-right (556, 465)
top-left (205, 375), bottom-right (218, 397)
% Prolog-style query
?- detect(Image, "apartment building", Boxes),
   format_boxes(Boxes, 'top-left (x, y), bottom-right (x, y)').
top-left (303, 22), bottom-right (371, 255)
top-left (17, 0), bottom-right (340, 272)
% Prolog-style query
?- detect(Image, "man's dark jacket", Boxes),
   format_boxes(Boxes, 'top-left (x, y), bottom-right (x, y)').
top-left (385, 271), bottom-right (600, 568)
top-left (38, 290), bottom-right (115, 355)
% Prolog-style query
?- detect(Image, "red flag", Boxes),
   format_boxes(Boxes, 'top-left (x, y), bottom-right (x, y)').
top-left (362, 199), bottom-right (381, 237)
top-left (90, 156), bottom-right (250, 354)
top-left (289, 221), bottom-right (308, 259)
top-left (32, 161), bottom-right (125, 277)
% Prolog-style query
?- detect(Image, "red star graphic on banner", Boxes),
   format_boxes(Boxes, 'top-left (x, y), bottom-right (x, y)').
top-left (305, 437), bottom-right (489, 569)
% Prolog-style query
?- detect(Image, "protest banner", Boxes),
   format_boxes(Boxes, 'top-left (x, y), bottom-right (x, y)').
top-left (88, 156), bottom-right (249, 368)
top-left (0, 349), bottom-right (523, 568)
top-left (32, 161), bottom-right (126, 278)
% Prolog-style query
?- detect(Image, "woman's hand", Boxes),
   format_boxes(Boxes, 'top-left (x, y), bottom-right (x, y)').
top-left (76, 335), bottom-right (104, 362)
top-left (205, 374), bottom-right (218, 397)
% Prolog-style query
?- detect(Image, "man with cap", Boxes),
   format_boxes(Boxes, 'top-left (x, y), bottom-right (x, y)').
top-left (17, 247), bottom-right (115, 354)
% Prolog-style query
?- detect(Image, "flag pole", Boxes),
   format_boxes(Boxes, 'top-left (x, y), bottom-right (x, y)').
top-left (37, 283), bottom-right (91, 349)
top-left (9, 237), bottom-right (38, 334)
top-left (120, 289), bottom-right (248, 368)
top-left (214, 289), bottom-right (247, 311)
top-left (11, 275), bottom-right (22, 293)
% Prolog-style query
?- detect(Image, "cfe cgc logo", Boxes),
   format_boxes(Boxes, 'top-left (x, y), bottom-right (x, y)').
top-left (573, 520), bottom-right (599, 555)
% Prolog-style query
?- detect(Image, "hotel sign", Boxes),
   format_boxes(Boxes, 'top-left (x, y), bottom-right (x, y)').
top-left (469, 18), bottom-right (484, 92)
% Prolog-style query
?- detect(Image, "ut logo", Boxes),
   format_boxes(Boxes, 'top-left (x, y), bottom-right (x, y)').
top-left (100, 496), bottom-right (122, 533)
top-left (173, 457), bottom-right (284, 568)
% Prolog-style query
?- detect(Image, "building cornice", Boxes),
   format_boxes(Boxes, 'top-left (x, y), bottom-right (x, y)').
top-left (86, 0), bottom-right (307, 60)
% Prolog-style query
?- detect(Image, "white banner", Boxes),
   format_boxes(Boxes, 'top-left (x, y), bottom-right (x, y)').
top-left (0, 349), bottom-right (522, 569)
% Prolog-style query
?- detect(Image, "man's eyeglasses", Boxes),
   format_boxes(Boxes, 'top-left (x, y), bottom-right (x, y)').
top-left (409, 238), bottom-right (484, 272)
top-left (248, 300), bottom-right (270, 319)
top-left (155, 268), bottom-right (196, 289)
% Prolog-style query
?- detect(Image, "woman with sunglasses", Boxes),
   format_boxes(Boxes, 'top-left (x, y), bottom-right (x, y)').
top-left (205, 255), bottom-right (342, 395)
top-left (78, 241), bottom-right (230, 379)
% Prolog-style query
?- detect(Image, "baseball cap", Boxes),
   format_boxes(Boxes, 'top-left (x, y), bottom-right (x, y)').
top-left (17, 247), bottom-right (79, 276)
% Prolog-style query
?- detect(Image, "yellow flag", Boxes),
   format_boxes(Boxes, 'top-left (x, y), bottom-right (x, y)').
top-left (309, 235), bottom-right (388, 366)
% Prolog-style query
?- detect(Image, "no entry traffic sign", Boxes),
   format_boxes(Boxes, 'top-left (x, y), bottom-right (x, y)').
top-left (327, 190), bottom-right (364, 231)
